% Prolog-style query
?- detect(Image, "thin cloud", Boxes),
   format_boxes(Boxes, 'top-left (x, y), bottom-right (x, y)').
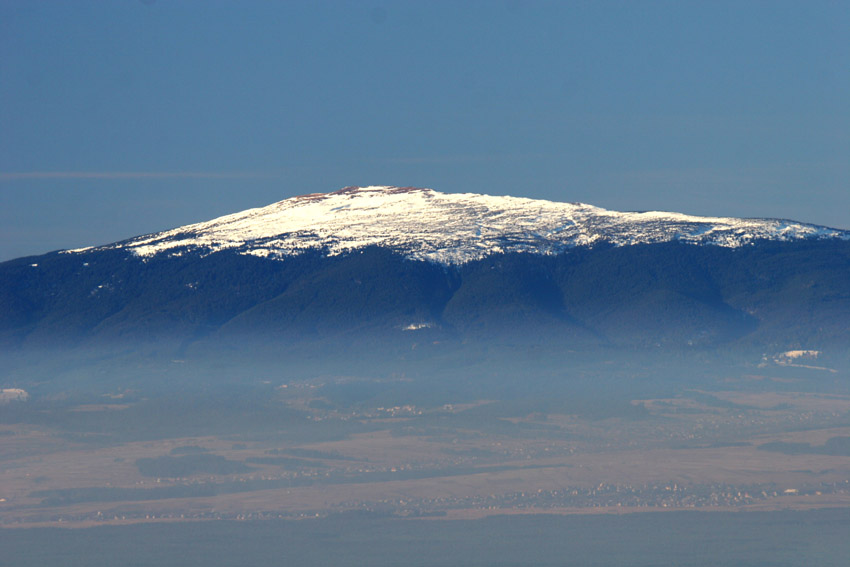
top-left (378, 152), bottom-right (554, 165)
top-left (381, 156), bottom-right (497, 165)
top-left (0, 171), bottom-right (276, 181)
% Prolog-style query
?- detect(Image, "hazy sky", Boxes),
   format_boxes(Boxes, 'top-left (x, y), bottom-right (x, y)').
top-left (1, 0), bottom-right (848, 261)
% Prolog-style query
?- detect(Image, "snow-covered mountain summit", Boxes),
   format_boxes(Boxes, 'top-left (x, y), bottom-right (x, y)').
top-left (72, 186), bottom-right (849, 265)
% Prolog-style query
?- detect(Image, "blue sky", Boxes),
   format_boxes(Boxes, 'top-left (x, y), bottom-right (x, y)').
top-left (1, 0), bottom-right (848, 261)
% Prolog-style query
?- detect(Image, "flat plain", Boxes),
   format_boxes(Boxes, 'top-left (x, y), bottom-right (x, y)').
top-left (3, 375), bottom-right (850, 527)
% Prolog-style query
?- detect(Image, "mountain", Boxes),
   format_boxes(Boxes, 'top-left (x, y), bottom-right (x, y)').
top-left (2, 186), bottom-right (849, 390)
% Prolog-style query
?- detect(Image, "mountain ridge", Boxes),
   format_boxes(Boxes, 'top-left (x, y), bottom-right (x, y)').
top-left (64, 186), bottom-right (850, 266)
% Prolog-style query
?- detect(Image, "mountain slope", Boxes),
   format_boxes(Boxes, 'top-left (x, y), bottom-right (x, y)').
top-left (2, 186), bottom-right (849, 383)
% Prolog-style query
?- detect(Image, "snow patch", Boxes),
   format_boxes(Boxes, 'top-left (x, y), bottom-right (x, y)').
top-left (65, 186), bottom-right (850, 266)
top-left (0, 388), bottom-right (29, 403)
top-left (402, 322), bottom-right (435, 331)
top-left (779, 350), bottom-right (820, 360)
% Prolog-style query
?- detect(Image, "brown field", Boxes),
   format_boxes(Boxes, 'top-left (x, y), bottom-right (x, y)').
top-left (2, 389), bottom-right (850, 528)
